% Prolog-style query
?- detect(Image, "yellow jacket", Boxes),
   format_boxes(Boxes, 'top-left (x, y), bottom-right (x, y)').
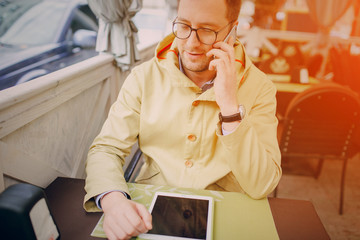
top-left (84, 34), bottom-right (281, 211)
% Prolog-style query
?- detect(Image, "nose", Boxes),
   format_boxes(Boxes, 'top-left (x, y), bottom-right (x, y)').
top-left (186, 30), bottom-right (201, 47)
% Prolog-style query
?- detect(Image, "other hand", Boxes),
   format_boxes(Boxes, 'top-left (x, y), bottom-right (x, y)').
top-left (101, 191), bottom-right (152, 240)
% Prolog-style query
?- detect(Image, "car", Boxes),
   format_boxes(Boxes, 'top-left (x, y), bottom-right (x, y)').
top-left (0, 0), bottom-right (98, 91)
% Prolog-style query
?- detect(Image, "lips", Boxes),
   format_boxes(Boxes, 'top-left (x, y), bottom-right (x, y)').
top-left (185, 51), bottom-right (204, 60)
top-left (187, 52), bottom-right (202, 55)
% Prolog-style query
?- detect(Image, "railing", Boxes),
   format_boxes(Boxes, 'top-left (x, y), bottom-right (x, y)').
top-left (0, 45), bottom-right (155, 191)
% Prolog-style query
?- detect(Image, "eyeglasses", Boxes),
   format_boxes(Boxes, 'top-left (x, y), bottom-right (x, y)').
top-left (172, 19), bottom-right (233, 45)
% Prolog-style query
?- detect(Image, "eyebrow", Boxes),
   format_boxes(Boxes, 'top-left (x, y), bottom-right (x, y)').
top-left (176, 17), bottom-right (220, 29)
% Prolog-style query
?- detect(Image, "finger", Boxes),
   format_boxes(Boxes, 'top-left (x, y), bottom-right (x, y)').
top-left (209, 59), bottom-right (226, 72)
top-left (105, 231), bottom-right (117, 240)
top-left (104, 215), bottom-right (130, 240)
top-left (136, 203), bottom-right (153, 230)
top-left (209, 58), bottom-right (228, 72)
top-left (208, 58), bottom-right (220, 71)
top-left (116, 219), bottom-right (141, 239)
top-left (213, 39), bottom-right (235, 49)
top-left (123, 208), bottom-right (148, 234)
top-left (212, 41), bottom-right (235, 60)
top-left (105, 207), bottom-right (141, 239)
top-left (207, 47), bottom-right (230, 59)
top-left (103, 221), bottom-right (117, 240)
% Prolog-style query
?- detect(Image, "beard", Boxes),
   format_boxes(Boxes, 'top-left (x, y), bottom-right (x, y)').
top-left (180, 50), bottom-right (212, 73)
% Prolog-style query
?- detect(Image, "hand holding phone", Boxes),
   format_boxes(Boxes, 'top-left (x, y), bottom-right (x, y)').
top-left (208, 24), bottom-right (237, 62)
top-left (210, 25), bottom-right (236, 61)
top-left (206, 24), bottom-right (238, 118)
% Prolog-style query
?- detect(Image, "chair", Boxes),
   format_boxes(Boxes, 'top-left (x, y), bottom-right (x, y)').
top-left (124, 148), bottom-right (143, 182)
top-left (330, 45), bottom-right (360, 94)
top-left (274, 83), bottom-right (360, 214)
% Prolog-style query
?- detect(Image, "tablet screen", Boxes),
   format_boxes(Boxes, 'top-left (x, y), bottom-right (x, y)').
top-left (139, 192), bottom-right (213, 240)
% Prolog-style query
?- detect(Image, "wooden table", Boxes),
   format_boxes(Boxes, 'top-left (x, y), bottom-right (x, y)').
top-left (45, 177), bottom-right (330, 240)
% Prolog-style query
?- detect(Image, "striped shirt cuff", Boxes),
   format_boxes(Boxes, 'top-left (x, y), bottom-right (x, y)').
top-left (95, 190), bottom-right (130, 210)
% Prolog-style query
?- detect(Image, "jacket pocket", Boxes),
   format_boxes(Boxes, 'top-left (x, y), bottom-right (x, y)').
top-left (208, 172), bottom-right (245, 194)
top-left (135, 161), bottom-right (161, 184)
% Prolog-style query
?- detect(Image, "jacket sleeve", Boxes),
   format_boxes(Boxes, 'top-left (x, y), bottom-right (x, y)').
top-left (216, 76), bottom-right (282, 199)
top-left (83, 70), bottom-right (142, 212)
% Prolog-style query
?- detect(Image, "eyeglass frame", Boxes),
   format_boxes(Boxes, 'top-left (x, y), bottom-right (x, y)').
top-left (172, 18), bottom-right (235, 45)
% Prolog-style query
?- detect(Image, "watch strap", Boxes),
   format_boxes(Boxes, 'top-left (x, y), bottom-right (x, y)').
top-left (219, 105), bottom-right (246, 123)
top-left (218, 112), bottom-right (242, 123)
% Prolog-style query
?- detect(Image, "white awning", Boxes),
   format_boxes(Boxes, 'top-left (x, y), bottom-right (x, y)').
top-left (88, 0), bottom-right (143, 71)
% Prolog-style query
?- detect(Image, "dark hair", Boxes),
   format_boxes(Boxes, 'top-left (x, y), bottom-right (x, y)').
top-left (177, 0), bottom-right (242, 22)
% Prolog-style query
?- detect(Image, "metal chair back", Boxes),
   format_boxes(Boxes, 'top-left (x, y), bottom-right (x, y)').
top-left (277, 83), bottom-right (360, 214)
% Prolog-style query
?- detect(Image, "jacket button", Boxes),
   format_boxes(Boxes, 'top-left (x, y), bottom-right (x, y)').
top-left (185, 160), bottom-right (193, 168)
top-left (192, 101), bottom-right (200, 106)
top-left (187, 134), bottom-right (196, 141)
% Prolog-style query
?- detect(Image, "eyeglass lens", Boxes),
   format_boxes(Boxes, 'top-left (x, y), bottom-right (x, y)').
top-left (173, 22), bottom-right (217, 45)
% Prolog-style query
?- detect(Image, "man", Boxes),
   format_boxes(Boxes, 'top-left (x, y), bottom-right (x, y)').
top-left (84, 0), bottom-right (282, 239)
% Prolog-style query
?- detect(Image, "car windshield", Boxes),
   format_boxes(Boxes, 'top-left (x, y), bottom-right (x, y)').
top-left (0, 1), bottom-right (67, 46)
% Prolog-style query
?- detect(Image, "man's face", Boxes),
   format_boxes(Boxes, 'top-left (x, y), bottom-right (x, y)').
top-left (176, 0), bottom-right (229, 73)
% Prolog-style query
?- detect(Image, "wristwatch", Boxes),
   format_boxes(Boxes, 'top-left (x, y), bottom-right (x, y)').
top-left (219, 105), bottom-right (246, 123)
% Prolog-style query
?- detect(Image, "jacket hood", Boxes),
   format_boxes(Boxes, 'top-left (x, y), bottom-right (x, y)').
top-left (153, 33), bottom-right (254, 88)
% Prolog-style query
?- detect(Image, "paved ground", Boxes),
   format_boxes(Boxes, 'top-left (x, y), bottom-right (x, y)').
top-left (273, 153), bottom-right (360, 239)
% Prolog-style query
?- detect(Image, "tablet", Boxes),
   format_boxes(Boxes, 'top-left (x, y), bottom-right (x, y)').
top-left (139, 192), bottom-right (214, 240)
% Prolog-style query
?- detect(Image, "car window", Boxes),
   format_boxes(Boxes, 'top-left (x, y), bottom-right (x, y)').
top-left (71, 7), bottom-right (98, 33)
top-left (0, 0), bottom-right (41, 37)
top-left (0, 0), bottom-right (99, 91)
top-left (0, 1), bottom-right (67, 46)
